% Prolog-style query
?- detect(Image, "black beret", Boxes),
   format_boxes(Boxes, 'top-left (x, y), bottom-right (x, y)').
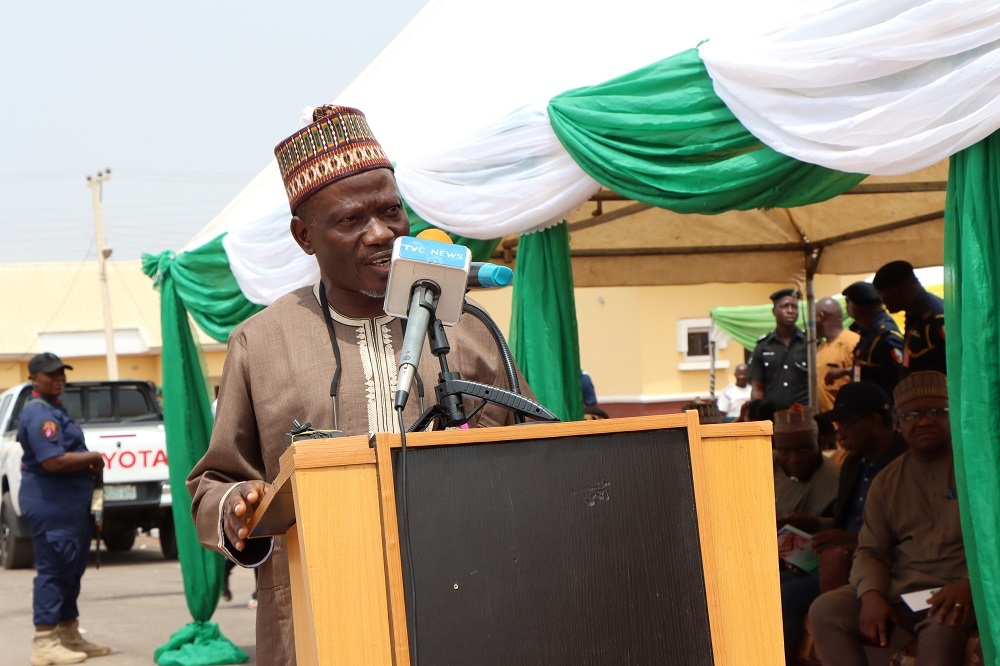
top-left (842, 281), bottom-right (882, 306)
top-left (769, 288), bottom-right (801, 303)
top-left (872, 260), bottom-right (916, 290)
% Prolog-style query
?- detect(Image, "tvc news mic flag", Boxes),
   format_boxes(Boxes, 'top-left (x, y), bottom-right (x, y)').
top-left (383, 235), bottom-right (472, 325)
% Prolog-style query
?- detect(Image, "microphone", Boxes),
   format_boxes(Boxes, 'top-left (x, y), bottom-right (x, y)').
top-left (468, 262), bottom-right (513, 289)
top-left (407, 229), bottom-right (514, 290)
top-left (384, 234), bottom-right (471, 410)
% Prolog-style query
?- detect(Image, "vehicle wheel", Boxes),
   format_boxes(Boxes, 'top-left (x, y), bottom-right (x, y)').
top-left (102, 527), bottom-right (137, 552)
top-left (158, 511), bottom-right (178, 560)
top-left (1, 491), bottom-right (34, 569)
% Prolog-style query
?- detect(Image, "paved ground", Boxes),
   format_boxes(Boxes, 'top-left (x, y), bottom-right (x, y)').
top-left (0, 533), bottom-right (258, 665)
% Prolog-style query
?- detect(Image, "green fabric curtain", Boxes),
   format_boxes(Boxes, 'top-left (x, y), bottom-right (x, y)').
top-left (710, 304), bottom-right (809, 350)
top-left (509, 222), bottom-right (583, 422)
top-left (141, 252), bottom-right (248, 665)
top-left (144, 237), bottom-right (263, 344)
top-left (548, 48), bottom-right (866, 214)
top-left (943, 130), bottom-right (1000, 666)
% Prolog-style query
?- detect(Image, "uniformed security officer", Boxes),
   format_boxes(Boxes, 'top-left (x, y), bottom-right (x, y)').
top-left (749, 288), bottom-right (809, 411)
top-left (840, 281), bottom-right (905, 401)
top-left (17, 352), bottom-right (111, 664)
top-left (872, 260), bottom-right (946, 376)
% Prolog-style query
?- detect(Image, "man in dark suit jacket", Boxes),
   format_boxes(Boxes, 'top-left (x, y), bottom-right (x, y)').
top-left (777, 382), bottom-right (907, 663)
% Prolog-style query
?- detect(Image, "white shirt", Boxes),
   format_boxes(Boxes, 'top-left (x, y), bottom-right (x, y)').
top-left (716, 383), bottom-right (752, 419)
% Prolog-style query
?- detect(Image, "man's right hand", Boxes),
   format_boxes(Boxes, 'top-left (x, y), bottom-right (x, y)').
top-left (859, 590), bottom-right (897, 647)
top-left (224, 481), bottom-right (269, 552)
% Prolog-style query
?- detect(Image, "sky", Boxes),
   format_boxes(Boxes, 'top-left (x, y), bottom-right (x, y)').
top-left (0, 0), bottom-right (428, 265)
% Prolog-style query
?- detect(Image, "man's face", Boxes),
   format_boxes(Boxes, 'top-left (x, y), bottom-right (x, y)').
top-left (877, 285), bottom-right (903, 313)
top-left (774, 430), bottom-right (821, 480)
top-left (773, 296), bottom-right (799, 327)
top-left (31, 369), bottom-right (66, 398)
top-left (734, 365), bottom-right (748, 387)
top-left (290, 169), bottom-right (409, 315)
top-left (896, 396), bottom-right (950, 453)
top-left (833, 411), bottom-right (881, 455)
top-left (845, 298), bottom-right (859, 320)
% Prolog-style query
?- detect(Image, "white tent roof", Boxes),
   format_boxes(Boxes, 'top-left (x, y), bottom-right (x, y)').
top-left (336, 0), bottom-right (800, 162)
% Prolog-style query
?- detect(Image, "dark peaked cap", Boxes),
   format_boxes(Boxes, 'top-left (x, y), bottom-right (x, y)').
top-left (815, 381), bottom-right (891, 423)
top-left (842, 281), bottom-right (882, 306)
top-left (872, 260), bottom-right (917, 289)
top-left (770, 288), bottom-right (801, 302)
top-left (28, 352), bottom-right (73, 374)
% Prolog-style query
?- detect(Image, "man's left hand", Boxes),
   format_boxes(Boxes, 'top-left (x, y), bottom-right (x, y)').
top-left (928, 578), bottom-right (974, 626)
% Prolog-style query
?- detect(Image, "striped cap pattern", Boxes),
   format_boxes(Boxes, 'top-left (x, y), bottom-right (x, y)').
top-left (274, 105), bottom-right (393, 211)
top-left (893, 371), bottom-right (948, 407)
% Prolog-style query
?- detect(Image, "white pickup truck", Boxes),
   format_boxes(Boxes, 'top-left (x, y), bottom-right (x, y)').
top-left (0, 380), bottom-right (176, 568)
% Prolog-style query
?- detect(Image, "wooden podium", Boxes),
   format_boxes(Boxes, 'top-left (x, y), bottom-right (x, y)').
top-left (248, 413), bottom-right (782, 665)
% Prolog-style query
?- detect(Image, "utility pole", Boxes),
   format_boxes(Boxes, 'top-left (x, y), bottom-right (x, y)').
top-left (87, 169), bottom-right (119, 380)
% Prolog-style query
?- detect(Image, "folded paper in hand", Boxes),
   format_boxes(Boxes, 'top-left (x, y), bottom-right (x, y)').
top-left (901, 587), bottom-right (941, 612)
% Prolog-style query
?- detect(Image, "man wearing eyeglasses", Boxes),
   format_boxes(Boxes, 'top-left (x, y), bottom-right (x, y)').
top-left (810, 372), bottom-right (974, 666)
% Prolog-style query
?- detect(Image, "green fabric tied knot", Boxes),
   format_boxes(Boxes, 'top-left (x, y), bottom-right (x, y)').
top-left (142, 250), bottom-right (176, 289)
top-left (154, 621), bottom-right (248, 665)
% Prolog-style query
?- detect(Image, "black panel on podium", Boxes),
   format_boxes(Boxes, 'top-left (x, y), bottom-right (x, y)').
top-left (392, 427), bottom-right (713, 666)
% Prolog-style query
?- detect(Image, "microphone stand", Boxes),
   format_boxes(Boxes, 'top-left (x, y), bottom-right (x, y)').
top-left (407, 303), bottom-right (559, 432)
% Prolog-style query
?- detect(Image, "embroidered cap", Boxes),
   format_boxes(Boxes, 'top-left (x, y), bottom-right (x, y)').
top-left (274, 105), bottom-right (393, 212)
top-left (28, 352), bottom-right (73, 375)
top-left (893, 371), bottom-right (948, 408)
top-left (773, 403), bottom-right (817, 433)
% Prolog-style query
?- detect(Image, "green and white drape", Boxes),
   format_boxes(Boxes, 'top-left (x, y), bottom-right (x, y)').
top-left (144, 1), bottom-right (1000, 663)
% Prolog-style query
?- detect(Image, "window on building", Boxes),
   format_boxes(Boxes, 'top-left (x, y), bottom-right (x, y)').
top-left (686, 329), bottom-right (711, 358)
top-left (677, 317), bottom-right (730, 371)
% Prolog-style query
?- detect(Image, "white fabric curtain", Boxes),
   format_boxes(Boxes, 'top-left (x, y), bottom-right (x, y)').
top-left (214, 107), bottom-right (600, 302)
top-left (700, 0), bottom-right (1000, 175)
top-left (395, 105), bottom-right (600, 239)
top-left (211, 162), bottom-right (319, 305)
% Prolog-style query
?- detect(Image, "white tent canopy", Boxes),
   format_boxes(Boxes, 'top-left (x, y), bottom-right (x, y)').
top-left (182, 0), bottom-right (996, 302)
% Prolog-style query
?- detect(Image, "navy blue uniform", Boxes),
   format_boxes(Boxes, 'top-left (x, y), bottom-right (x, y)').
top-left (902, 290), bottom-right (946, 375)
top-left (852, 310), bottom-right (905, 401)
top-left (748, 329), bottom-right (809, 410)
top-left (17, 396), bottom-right (94, 627)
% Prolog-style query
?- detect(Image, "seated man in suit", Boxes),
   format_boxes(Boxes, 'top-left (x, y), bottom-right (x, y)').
top-left (809, 372), bottom-right (974, 666)
top-left (777, 383), bottom-right (907, 663)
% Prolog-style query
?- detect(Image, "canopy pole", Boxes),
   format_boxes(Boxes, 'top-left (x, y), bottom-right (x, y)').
top-left (805, 248), bottom-right (822, 410)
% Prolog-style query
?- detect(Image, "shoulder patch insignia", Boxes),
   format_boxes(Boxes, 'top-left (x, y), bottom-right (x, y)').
top-left (40, 420), bottom-right (59, 440)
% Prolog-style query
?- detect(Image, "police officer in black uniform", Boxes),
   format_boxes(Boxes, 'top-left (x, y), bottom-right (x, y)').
top-left (872, 260), bottom-right (946, 376)
top-left (17, 352), bottom-right (111, 664)
top-left (749, 288), bottom-right (809, 411)
top-left (841, 281), bottom-right (905, 400)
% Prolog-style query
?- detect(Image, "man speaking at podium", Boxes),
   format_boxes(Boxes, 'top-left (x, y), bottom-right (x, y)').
top-left (188, 105), bottom-right (533, 664)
